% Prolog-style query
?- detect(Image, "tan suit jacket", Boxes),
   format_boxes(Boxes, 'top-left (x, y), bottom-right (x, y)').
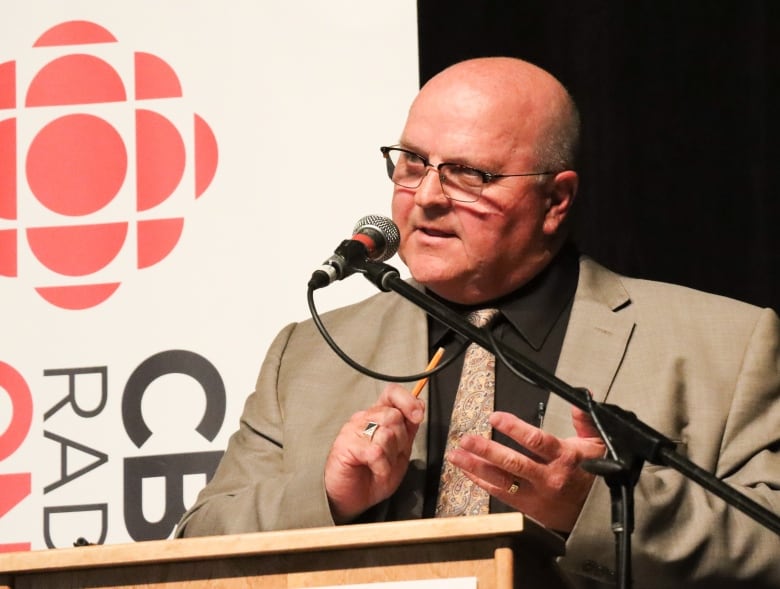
top-left (177, 257), bottom-right (780, 587)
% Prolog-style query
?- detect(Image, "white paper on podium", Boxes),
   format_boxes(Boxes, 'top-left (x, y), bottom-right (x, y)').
top-left (314, 578), bottom-right (477, 589)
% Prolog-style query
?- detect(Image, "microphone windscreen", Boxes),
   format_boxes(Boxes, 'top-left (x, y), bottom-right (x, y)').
top-left (352, 214), bottom-right (400, 261)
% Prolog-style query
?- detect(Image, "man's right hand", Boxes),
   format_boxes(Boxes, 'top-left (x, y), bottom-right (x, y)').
top-left (324, 383), bottom-right (425, 523)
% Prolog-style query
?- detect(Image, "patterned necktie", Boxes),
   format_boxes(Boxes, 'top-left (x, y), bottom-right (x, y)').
top-left (435, 308), bottom-right (499, 517)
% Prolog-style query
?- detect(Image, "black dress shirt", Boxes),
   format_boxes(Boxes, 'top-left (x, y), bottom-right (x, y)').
top-left (422, 245), bottom-right (579, 516)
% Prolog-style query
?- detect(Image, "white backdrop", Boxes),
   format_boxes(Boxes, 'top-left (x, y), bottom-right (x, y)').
top-left (0, 0), bottom-right (418, 550)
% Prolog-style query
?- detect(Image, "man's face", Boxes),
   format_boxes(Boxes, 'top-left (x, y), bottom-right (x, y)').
top-left (391, 77), bottom-right (565, 305)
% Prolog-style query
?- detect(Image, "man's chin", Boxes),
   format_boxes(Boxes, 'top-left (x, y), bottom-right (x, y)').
top-left (407, 260), bottom-right (459, 287)
top-left (408, 271), bottom-right (473, 304)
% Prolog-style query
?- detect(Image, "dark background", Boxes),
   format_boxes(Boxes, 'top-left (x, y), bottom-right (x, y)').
top-left (417, 1), bottom-right (779, 311)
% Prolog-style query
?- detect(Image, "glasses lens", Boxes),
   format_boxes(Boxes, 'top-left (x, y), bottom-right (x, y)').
top-left (439, 164), bottom-right (482, 202)
top-left (385, 149), bottom-right (426, 188)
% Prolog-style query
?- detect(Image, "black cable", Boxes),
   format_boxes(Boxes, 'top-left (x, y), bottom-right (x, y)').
top-left (485, 323), bottom-right (543, 388)
top-left (582, 389), bottom-right (620, 461)
top-left (485, 324), bottom-right (620, 462)
top-left (307, 284), bottom-right (467, 383)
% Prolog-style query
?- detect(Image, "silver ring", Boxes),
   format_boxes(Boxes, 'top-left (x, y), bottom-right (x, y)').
top-left (507, 481), bottom-right (520, 495)
top-left (362, 421), bottom-right (379, 441)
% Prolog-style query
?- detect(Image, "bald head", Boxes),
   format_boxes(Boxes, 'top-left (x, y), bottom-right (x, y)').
top-left (413, 57), bottom-right (580, 171)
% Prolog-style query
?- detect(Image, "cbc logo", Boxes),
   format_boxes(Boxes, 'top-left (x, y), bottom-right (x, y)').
top-left (0, 20), bottom-right (218, 310)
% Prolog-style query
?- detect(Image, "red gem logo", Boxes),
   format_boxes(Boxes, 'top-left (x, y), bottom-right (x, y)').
top-left (0, 20), bottom-right (219, 310)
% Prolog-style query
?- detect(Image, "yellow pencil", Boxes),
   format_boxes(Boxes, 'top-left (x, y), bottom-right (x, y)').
top-left (411, 347), bottom-right (445, 397)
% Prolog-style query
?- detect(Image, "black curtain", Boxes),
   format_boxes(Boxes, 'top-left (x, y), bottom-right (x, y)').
top-left (417, 1), bottom-right (779, 311)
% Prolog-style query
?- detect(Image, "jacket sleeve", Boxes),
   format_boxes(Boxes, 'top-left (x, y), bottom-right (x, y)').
top-left (175, 322), bottom-right (337, 537)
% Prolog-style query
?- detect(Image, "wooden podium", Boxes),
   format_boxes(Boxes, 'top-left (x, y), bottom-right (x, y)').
top-left (0, 513), bottom-right (566, 588)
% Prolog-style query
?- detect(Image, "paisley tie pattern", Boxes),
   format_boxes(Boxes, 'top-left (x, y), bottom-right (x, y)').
top-left (435, 308), bottom-right (499, 517)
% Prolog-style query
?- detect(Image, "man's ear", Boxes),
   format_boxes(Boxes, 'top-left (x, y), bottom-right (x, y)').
top-left (543, 170), bottom-right (578, 235)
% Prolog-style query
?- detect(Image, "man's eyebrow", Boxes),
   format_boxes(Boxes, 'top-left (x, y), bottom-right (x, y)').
top-left (396, 143), bottom-right (496, 171)
top-left (396, 141), bottom-right (423, 153)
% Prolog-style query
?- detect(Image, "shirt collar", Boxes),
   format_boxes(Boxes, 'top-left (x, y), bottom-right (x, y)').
top-left (428, 244), bottom-right (579, 351)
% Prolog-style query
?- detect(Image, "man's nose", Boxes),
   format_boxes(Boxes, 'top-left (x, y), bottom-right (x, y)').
top-left (413, 167), bottom-right (450, 207)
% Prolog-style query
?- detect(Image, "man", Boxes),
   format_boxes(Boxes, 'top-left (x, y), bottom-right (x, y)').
top-left (176, 57), bottom-right (780, 587)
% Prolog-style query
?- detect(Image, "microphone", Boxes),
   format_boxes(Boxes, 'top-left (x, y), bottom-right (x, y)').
top-left (309, 214), bottom-right (400, 289)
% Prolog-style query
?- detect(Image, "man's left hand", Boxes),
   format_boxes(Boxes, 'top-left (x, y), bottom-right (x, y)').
top-left (446, 406), bottom-right (606, 532)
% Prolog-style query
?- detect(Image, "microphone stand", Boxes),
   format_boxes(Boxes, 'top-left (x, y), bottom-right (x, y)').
top-left (355, 260), bottom-right (780, 589)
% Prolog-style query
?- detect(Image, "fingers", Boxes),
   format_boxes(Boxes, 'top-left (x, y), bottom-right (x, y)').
top-left (330, 385), bottom-right (421, 470)
top-left (447, 413), bottom-right (563, 500)
top-left (444, 409), bottom-right (609, 531)
top-left (376, 382), bottom-right (426, 425)
top-left (448, 430), bottom-right (593, 531)
top-left (571, 406), bottom-right (602, 439)
top-left (489, 411), bottom-right (560, 463)
top-left (451, 434), bottom-right (545, 490)
top-left (356, 383), bottom-right (425, 447)
top-left (353, 383), bottom-right (425, 460)
top-left (355, 409), bottom-right (407, 465)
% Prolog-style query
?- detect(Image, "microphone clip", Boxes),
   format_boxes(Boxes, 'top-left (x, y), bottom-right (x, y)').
top-left (308, 239), bottom-right (371, 290)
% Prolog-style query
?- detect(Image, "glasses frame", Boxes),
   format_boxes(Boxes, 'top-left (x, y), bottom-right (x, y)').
top-left (380, 145), bottom-right (558, 202)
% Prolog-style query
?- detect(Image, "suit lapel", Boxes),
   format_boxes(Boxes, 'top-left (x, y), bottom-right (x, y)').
top-left (544, 257), bottom-right (636, 439)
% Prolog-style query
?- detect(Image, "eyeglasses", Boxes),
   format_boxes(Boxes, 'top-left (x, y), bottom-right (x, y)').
top-left (380, 146), bottom-right (557, 203)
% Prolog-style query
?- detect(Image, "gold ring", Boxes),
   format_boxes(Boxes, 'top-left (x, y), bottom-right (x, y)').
top-left (362, 422), bottom-right (379, 441)
top-left (507, 481), bottom-right (520, 495)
